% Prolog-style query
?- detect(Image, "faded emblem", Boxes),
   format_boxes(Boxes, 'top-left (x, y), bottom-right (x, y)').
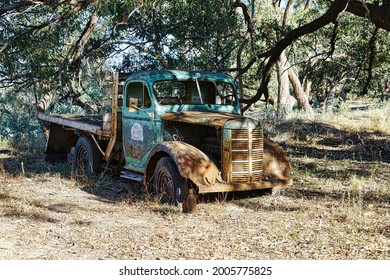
top-left (131, 123), bottom-right (143, 141)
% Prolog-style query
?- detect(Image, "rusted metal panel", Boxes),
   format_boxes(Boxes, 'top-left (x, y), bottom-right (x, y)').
top-left (229, 127), bottom-right (263, 183)
top-left (197, 179), bottom-right (293, 194)
top-left (162, 111), bottom-right (242, 127)
top-left (146, 139), bottom-right (293, 194)
top-left (121, 78), bottom-right (158, 172)
top-left (147, 141), bottom-right (222, 187)
top-left (222, 118), bottom-right (263, 184)
top-left (222, 125), bottom-right (232, 182)
top-left (37, 112), bottom-right (108, 137)
top-left (159, 110), bottom-right (288, 194)
top-left (123, 121), bottom-right (156, 161)
top-left (263, 137), bottom-right (293, 184)
top-left (104, 72), bottom-right (119, 161)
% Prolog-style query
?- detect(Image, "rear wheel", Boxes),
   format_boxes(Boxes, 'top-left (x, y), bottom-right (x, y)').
top-left (73, 136), bottom-right (101, 176)
top-left (152, 157), bottom-right (188, 205)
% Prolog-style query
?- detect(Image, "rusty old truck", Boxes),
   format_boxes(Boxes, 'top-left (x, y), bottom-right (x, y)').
top-left (37, 70), bottom-right (293, 207)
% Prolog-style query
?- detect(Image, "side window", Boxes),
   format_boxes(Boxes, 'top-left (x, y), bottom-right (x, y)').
top-left (216, 82), bottom-right (235, 105)
top-left (125, 82), bottom-right (151, 112)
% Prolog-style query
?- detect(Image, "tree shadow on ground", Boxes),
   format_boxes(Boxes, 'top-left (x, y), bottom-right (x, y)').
top-left (271, 120), bottom-right (390, 163)
top-left (197, 189), bottom-right (304, 213)
top-left (0, 149), bottom-right (140, 201)
top-left (0, 187), bottom-right (91, 224)
top-left (228, 186), bottom-right (390, 213)
top-left (292, 159), bottom-right (380, 181)
top-left (284, 187), bottom-right (390, 206)
top-left (231, 197), bottom-right (304, 212)
top-left (80, 175), bottom-right (146, 204)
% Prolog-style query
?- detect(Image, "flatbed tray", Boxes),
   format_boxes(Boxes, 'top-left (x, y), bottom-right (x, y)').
top-left (37, 112), bottom-right (110, 137)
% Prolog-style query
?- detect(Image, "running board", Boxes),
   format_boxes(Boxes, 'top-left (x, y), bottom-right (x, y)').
top-left (120, 170), bottom-right (144, 182)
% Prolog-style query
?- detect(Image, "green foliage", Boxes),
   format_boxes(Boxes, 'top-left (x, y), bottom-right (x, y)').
top-left (118, 0), bottom-right (240, 71)
top-left (0, 89), bottom-right (45, 151)
top-left (1, 0), bottom-right (389, 142)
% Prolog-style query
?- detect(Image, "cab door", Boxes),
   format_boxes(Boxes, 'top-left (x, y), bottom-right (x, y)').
top-left (122, 81), bottom-right (156, 172)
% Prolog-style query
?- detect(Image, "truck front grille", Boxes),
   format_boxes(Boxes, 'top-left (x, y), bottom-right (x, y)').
top-left (229, 128), bottom-right (263, 183)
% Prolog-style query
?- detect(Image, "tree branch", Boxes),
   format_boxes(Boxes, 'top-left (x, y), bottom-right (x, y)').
top-left (37, 7), bottom-right (99, 112)
top-left (232, 0), bottom-right (253, 38)
top-left (362, 27), bottom-right (379, 95)
top-left (346, 0), bottom-right (390, 31)
top-left (241, 0), bottom-right (350, 111)
top-left (0, 1), bottom-right (88, 17)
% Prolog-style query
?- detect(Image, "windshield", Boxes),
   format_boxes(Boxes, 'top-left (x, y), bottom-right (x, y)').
top-left (153, 80), bottom-right (237, 106)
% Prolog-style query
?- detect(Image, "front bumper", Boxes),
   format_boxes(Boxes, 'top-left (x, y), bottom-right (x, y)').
top-left (197, 178), bottom-right (293, 194)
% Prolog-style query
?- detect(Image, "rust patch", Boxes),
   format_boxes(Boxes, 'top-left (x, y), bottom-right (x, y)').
top-left (149, 141), bottom-right (222, 186)
top-left (163, 111), bottom-right (243, 127)
top-left (263, 138), bottom-right (293, 185)
top-left (123, 122), bottom-right (155, 160)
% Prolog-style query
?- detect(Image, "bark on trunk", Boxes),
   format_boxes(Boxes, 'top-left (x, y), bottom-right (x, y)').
top-left (276, 51), bottom-right (294, 120)
top-left (287, 63), bottom-right (314, 115)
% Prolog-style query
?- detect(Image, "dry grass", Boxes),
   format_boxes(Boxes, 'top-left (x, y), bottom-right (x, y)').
top-left (321, 102), bottom-right (390, 135)
top-left (0, 102), bottom-right (389, 260)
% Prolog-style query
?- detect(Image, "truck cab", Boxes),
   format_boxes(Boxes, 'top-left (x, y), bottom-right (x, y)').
top-left (122, 70), bottom-right (240, 171)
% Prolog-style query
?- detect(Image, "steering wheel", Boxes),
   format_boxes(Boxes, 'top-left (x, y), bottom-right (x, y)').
top-left (219, 94), bottom-right (235, 105)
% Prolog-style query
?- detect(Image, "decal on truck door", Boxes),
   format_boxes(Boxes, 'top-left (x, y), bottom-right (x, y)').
top-left (131, 123), bottom-right (144, 141)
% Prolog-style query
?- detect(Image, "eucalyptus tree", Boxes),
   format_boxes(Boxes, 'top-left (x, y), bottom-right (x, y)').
top-left (0, 0), bottom-right (240, 113)
top-left (235, 0), bottom-right (390, 113)
top-left (0, 0), bottom-right (389, 130)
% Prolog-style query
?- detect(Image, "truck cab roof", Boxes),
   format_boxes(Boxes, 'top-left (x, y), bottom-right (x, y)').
top-left (125, 70), bottom-right (235, 83)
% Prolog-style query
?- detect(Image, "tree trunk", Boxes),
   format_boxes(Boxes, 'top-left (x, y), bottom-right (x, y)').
top-left (303, 77), bottom-right (312, 99)
top-left (339, 87), bottom-right (349, 101)
top-left (325, 81), bottom-right (337, 112)
top-left (287, 62), bottom-right (314, 115)
top-left (276, 51), bottom-right (295, 120)
top-left (241, 0), bottom-right (350, 112)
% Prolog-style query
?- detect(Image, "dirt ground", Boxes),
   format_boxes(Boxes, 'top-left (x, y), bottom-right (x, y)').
top-left (1, 112), bottom-right (389, 260)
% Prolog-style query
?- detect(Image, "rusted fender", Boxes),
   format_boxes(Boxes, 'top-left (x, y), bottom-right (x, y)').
top-left (263, 138), bottom-right (293, 186)
top-left (146, 141), bottom-right (222, 186)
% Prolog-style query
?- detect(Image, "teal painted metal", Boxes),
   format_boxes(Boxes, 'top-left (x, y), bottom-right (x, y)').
top-left (122, 70), bottom-right (241, 173)
top-left (125, 70), bottom-right (237, 85)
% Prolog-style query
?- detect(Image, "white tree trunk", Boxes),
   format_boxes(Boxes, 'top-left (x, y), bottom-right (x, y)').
top-left (276, 51), bottom-right (295, 120)
top-left (287, 62), bottom-right (314, 116)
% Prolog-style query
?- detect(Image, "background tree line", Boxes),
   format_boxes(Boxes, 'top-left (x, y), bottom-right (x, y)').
top-left (0, 0), bottom-right (389, 147)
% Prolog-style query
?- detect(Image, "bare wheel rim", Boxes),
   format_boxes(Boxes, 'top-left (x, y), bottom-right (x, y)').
top-left (76, 145), bottom-right (89, 173)
top-left (155, 169), bottom-right (175, 203)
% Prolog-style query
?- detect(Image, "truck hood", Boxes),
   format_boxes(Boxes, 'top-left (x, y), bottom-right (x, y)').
top-left (162, 111), bottom-right (260, 129)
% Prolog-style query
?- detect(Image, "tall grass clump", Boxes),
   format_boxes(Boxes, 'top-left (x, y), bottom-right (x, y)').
top-left (315, 102), bottom-right (390, 135)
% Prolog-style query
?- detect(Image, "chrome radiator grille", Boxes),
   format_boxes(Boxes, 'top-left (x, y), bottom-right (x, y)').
top-left (229, 128), bottom-right (263, 183)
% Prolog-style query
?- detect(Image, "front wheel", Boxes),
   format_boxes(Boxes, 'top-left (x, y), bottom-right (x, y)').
top-left (73, 136), bottom-right (101, 176)
top-left (152, 157), bottom-right (188, 205)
